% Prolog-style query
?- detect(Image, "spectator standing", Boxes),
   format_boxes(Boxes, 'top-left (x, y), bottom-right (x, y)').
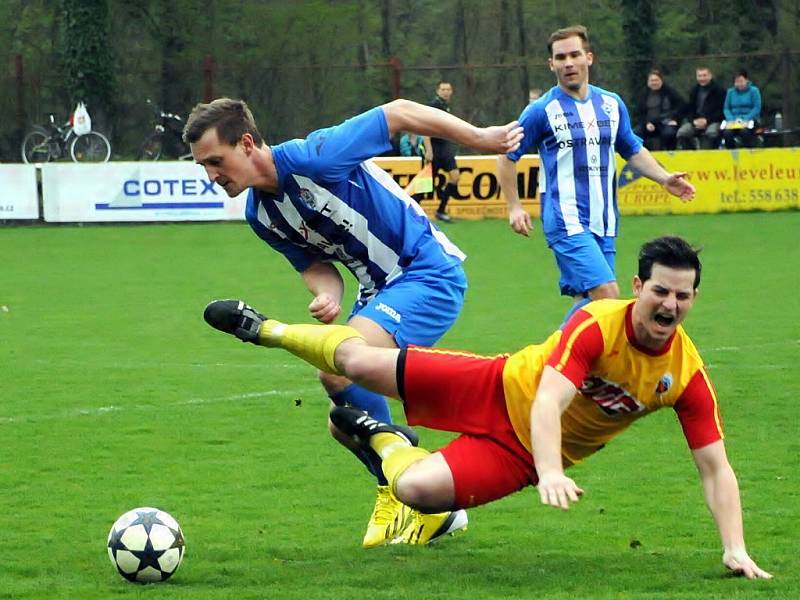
top-left (634, 69), bottom-right (684, 151)
top-left (676, 66), bottom-right (726, 149)
top-left (722, 70), bottom-right (762, 149)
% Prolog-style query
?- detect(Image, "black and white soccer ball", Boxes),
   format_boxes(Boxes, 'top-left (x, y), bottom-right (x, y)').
top-left (107, 507), bottom-right (185, 583)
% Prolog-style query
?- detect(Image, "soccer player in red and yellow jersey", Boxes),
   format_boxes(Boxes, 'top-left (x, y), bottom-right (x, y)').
top-left (203, 236), bottom-right (771, 578)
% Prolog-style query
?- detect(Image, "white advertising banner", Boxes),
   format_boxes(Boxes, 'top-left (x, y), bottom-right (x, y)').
top-left (0, 164), bottom-right (39, 219)
top-left (42, 162), bottom-right (247, 222)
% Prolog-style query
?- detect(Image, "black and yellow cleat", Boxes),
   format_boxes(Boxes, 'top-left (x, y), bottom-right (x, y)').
top-left (362, 485), bottom-right (412, 548)
top-left (204, 299), bottom-right (266, 344)
top-left (329, 406), bottom-right (417, 446)
top-left (394, 509), bottom-right (468, 545)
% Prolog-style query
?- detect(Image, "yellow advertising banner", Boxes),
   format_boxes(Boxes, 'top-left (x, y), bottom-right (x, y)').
top-left (373, 155), bottom-right (541, 220)
top-left (375, 148), bottom-right (799, 220)
top-left (617, 147), bottom-right (800, 214)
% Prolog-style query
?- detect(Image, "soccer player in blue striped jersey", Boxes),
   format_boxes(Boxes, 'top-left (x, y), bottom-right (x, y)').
top-left (497, 25), bottom-right (696, 324)
top-left (185, 98), bottom-right (523, 547)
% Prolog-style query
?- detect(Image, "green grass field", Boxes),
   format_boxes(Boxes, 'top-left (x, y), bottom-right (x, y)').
top-left (2, 213), bottom-right (798, 599)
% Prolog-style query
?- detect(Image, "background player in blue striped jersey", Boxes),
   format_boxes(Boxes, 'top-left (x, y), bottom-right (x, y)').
top-left (497, 25), bottom-right (696, 323)
top-left (184, 98), bottom-right (523, 547)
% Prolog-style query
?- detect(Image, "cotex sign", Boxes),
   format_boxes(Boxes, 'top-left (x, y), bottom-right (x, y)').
top-left (42, 162), bottom-right (247, 222)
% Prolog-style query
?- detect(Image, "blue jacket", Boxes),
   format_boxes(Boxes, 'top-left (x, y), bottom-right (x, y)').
top-left (724, 82), bottom-right (761, 122)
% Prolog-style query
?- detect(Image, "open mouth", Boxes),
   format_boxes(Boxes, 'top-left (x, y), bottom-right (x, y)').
top-left (654, 314), bottom-right (675, 327)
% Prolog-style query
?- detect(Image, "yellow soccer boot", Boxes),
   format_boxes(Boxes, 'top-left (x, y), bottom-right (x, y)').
top-left (362, 485), bottom-right (411, 548)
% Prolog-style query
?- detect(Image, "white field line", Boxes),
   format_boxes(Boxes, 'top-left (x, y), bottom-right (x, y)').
top-left (0, 387), bottom-right (321, 426)
top-left (705, 339), bottom-right (800, 353)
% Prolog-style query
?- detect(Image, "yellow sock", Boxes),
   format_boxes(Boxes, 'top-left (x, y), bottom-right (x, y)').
top-left (371, 432), bottom-right (411, 459)
top-left (258, 320), bottom-right (364, 374)
top-left (380, 446), bottom-right (431, 493)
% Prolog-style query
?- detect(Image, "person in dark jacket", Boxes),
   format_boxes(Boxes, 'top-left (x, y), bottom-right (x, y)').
top-left (676, 66), bottom-right (727, 150)
top-left (634, 69), bottom-right (684, 151)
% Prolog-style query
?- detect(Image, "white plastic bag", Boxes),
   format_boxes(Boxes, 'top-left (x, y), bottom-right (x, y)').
top-left (73, 102), bottom-right (92, 136)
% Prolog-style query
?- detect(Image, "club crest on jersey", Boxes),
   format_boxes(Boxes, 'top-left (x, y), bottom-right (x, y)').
top-left (656, 373), bottom-right (673, 395)
top-left (299, 188), bottom-right (316, 209)
top-left (601, 100), bottom-right (614, 115)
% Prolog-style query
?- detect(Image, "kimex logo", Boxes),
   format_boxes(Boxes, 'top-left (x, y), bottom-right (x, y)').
top-left (553, 121), bottom-right (586, 133)
top-left (553, 118), bottom-right (616, 133)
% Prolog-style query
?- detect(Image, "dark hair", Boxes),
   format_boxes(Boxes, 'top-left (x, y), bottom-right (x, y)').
top-left (547, 25), bottom-right (590, 56)
top-left (638, 236), bottom-right (702, 288)
top-left (735, 69), bottom-right (748, 79)
top-left (436, 80), bottom-right (452, 88)
top-left (648, 68), bottom-right (664, 80)
top-left (182, 98), bottom-right (264, 146)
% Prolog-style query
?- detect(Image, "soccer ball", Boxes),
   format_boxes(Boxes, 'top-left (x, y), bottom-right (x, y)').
top-left (107, 507), bottom-right (185, 583)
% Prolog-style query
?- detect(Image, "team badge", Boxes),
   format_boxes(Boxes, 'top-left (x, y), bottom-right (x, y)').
top-left (656, 373), bottom-right (673, 395)
top-left (299, 188), bottom-right (316, 209)
top-left (601, 101), bottom-right (614, 115)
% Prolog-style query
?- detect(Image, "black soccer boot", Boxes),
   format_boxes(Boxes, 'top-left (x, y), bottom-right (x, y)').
top-left (203, 299), bottom-right (267, 344)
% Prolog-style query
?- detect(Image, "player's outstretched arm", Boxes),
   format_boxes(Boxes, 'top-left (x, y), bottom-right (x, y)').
top-left (692, 441), bottom-right (773, 579)
top-left (627, 147), bottom-right (696, 202)
top-left (531, 367), bottom-right (584, 510)
top-left (382, 99), bottom-right (523, 154)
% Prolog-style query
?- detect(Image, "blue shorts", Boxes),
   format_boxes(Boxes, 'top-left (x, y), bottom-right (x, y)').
top-left (349, 264), bottom-right (467, 348)
top-left (550, 232), bottom-right (616, 297)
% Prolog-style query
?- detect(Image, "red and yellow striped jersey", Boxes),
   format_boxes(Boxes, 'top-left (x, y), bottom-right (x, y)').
top-left (502, 299), bottom-right (723, 466)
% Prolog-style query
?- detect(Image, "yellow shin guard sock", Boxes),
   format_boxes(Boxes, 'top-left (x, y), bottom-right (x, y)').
top-left (380, 445), bottom-right (431, 493)
top-left (258, 320), bottom-right (364, 374)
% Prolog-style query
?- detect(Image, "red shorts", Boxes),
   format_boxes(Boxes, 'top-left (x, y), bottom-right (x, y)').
top-left (398, 346), bottom-right (537, 509)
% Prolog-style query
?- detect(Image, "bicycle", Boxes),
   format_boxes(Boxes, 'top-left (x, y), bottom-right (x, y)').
top-left (21, 114), bottom-right (111, 164)
top-left (138, 99), bottom-right (192, 161)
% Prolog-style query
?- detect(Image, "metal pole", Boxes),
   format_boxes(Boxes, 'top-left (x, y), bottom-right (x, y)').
top-left (389, 56), bottom-right (402, 99)
top-left (203, 54), bottom-right (216, 103)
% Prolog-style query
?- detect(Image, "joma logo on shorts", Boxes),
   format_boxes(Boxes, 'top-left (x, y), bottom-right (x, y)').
top-left (375, 302), bottom-right (401, 323)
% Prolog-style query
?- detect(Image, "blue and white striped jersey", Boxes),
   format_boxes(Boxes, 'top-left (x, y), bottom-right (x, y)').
top-left (508, 85), bottom-right (642, 244)
top-left (245, 107), bottom-right (465, 303)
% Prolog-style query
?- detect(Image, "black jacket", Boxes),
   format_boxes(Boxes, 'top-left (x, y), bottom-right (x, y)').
top-left (684, 80), bottom-right (726, 123)
top-left (635, 84), bottom-right (685, 126)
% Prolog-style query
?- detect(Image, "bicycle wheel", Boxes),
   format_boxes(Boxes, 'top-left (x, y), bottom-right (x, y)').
top-left (21, 128), bottom-right (52, 164)
top-left (138, 133), bottom-right (163, 160)
top-left (70, 131), bottom-right (111, 163)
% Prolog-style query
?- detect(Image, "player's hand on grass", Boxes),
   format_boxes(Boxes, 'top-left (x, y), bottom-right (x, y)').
top-left (478, 121), bottom-right (524, 154)
top-left (509, 206), bottom-right (533, 237)
top-left (663, 172), bottom-right (695, 202)
top-left (309, 293), bottom-right (341, 324)
top-left (536, 472), bottom-right (584, 510)
top-left (723, 548), bottom-right (773, 579)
